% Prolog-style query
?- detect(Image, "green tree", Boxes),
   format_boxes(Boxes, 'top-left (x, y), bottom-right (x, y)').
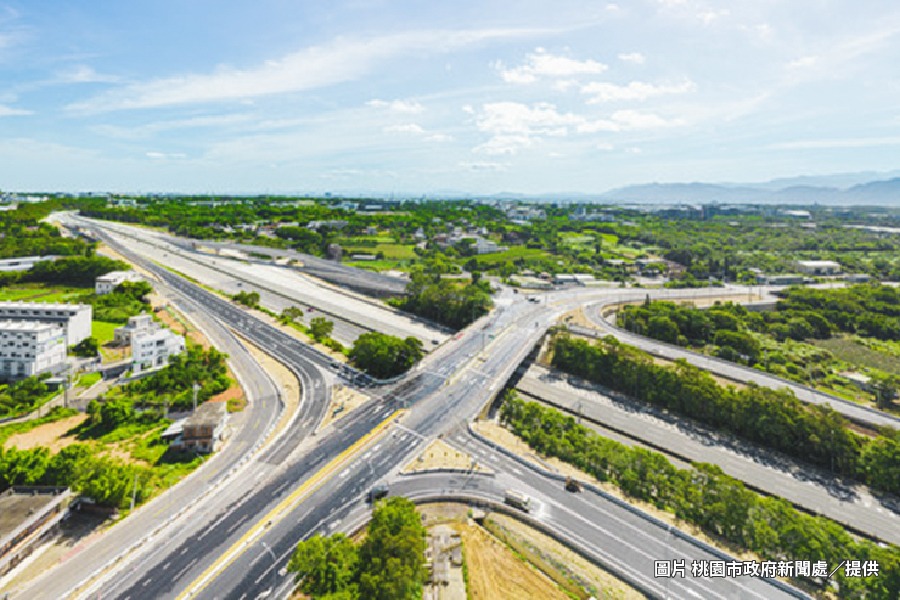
top-left (288, 534), bottom-right (359, 597)
top-left (309, 317), bottom-right (335, 342)
top-left (70, 336), bottom-right (99, 357)
top-left (349, 333), bottom-right (423, 378)
top-left (357, 497), bottom-right (426, 600)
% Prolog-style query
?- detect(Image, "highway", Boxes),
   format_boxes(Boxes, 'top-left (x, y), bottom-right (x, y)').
top-left (578, 298), bottom-right (900, 429)
top-left (517, 364), bottom-right (900, 545)
top-left (34, 216), bottom-right (814, 600)
top-left (62, 215), bottom-right (447, 347)
top-left (7, 235), bottom-right (294, 600)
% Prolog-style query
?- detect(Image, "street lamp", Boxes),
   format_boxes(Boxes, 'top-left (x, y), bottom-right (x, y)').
top-left (260, 541), bottom-right (278, 594)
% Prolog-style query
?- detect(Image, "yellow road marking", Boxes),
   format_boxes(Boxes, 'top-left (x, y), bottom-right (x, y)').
top-left (177, 409), bottom-right (404, 599)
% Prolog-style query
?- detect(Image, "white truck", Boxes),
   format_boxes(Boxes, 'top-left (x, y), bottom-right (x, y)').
top-left (504, 489), bottom-right (531, 512)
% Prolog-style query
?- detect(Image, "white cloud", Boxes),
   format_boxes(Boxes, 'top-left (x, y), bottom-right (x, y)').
top-left (697, 9), bottom-right (729, 25)
top-left (495, 48), bottom-right (607, 84)
top-left (68, 27), bottom-right (557, 112)
top-left (771, 136), bottom-right (900, 150)
top-left (94, 113), bottom-right (255, 139)
top-left (787, 56), bottom-right (818, 69)
top-left (383, 123), bottom-right (452, 143)
top-left (618, 52), bottom-right (646, 65)
top-left (58, 65), bottom-right (119, 84)
top-left (367, 98), bottom-right (424, 114)
top-left (460, 161), bottom-right (508, 171)
top-left (611, 109), bottom-right (683, 129)
top-left (0, 104), bottom-right (31, 116)
top-left (473, 135), bottom-right (535, 155)
top-left (473, 101), bottom-right (683, 154)
top-left (384, 123), bottom-right (425, 134)
top-left (146, 151), bottom-right (187, 160)
top-left (477, 102), bottom-right (583, 137)
top-left (582, 79), bottom-right (695, 103)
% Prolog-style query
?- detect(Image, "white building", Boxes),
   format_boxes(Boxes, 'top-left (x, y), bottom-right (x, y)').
top-left (95, 270), bottom-right (141, 295)
top-left (0, 302), bottom-right (92, 346)
top-left (0, 256), bottom-right (60, 273)
top-left (0, 321), bottom-right (67, 379)
top-left (113, 314), bottom-right (157, 346)
top-left (132, 329), bottom-right (185, 374)
top-left (472, 237), bottom-right (508, 255)
top-left (795, 260), bottom-right (841, 276)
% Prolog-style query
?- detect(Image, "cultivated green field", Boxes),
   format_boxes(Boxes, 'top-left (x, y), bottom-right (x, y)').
top-left (0, 284), bottom-right (92, 302)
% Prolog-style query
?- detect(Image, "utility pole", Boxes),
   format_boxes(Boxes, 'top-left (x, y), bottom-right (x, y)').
top-left (192, 382), bottom-right (200, 412)
top-left (130, 473), bottom-right (138, 511)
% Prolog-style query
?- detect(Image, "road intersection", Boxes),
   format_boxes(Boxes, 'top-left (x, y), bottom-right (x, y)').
top-left (25, 215), bottom-right (884, 599)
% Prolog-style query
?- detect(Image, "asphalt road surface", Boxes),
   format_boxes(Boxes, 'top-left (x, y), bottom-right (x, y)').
top-left (518, 364), bottom-right (900, 545)
top-left (579, 297), bottom-right (900, 430)
top-left (35, 217), bottom-right (814, 600)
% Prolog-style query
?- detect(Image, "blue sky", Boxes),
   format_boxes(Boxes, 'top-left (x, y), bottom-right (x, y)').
top-left (1, 0), bottom-right (900, 194)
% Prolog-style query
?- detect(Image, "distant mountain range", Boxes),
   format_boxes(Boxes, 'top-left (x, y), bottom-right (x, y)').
top-left (595, 171), bottom-right (900, 205)
top-left (307, 170), bottom-right (900, 205)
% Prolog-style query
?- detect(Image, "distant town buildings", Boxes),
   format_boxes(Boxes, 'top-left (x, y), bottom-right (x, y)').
top-left (0, 302), bottom-right (92, 346)
top-left (307, 220), bottom-right (348, 231)
top-left (0, 321), bottom-right (67, 379)
top-left (95, 270), bottom-right (141, 295)
top-left (795, 260), bottom-right (841, 276)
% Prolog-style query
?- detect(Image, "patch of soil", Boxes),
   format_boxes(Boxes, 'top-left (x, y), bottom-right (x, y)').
top-left (3, 415), bottom-right (88, 452)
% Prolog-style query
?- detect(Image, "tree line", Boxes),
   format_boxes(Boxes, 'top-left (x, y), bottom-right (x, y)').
top-left (288, 496), bottom-right (426, 599)
top-left (550, 334), bottom-right (900, 496)
top-left (500, 394), bottom-right (900, 598)
top-left (391, 269), bottom-right (493, 329)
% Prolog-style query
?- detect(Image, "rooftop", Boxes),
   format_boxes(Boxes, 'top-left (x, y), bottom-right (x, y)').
top-left (0, 320), bottom-right (59, 333)
top-left (96, 270), bottom-right (137, 281)
top-left (796, 260), bottom-right (840, 267)
top-left (185, 401), bottom-right (227, 428)
top-left (0, 301), bottom-right (90, 312)
top-left (0, 488), bottom-right (70, 541)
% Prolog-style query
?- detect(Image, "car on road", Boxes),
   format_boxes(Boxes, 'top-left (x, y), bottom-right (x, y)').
top-left (366, 484), bottom-right (389, 503)
top-left (565, 477), bottom-right (582, 493)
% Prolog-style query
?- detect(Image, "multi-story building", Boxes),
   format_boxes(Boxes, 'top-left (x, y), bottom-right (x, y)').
top-left (0, 256), bottom-right (60, 273)
top-left (0, 302), bottom-right (91, 346)
top-left (0, 321), bottom-right (67, 379)
top-left (95, 270), bottom-right (141, 295)
top-left (132, 329), bottom-right (185, 374)
top-left (113, 314), bottom-right (157, 346)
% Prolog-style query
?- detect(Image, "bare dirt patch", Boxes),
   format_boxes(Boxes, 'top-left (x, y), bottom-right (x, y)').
top-left (487, 513), bottom-right (644, 600)
top-left (240, 336), bottom-right (301, 446)
top-left (402, 438), bottom-right (493, 475)
top-left (4, 415), bottom-right (87, 452)
top-left (459, 519), bottom-right (568, 600)
top-left (317, 384), bottom-right (369, 432)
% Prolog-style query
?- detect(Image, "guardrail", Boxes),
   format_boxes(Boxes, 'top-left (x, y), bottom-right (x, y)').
top-left (466, 423), bottom-right (810, 600)
top-left (579, 299), bottom-right (900, 427)
top-left (94, 226), bottom-right (414, 388)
